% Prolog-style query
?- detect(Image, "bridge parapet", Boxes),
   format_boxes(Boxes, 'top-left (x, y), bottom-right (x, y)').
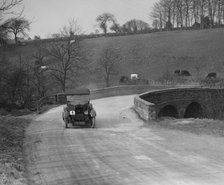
top-left (134, 87), bottom-right (224, 121)
top-left (37, 85), bottom-right (168, 113)
top-left (134, 96), bottom-right (156, 120)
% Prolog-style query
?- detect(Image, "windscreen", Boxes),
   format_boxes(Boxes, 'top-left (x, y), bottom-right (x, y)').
top-left (67, 95), bottom-right (89, 105)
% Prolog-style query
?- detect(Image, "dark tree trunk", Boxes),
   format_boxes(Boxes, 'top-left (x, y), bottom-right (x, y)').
top-left (14, 33), bottom-right (18, 44)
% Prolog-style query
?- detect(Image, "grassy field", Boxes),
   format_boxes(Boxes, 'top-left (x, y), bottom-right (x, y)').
top-left (82, 28), bottom-right (224, 84)
top-left (4, 28), bottom-right (224, 89)
top-left (0, 116), bottom-right (32, 185)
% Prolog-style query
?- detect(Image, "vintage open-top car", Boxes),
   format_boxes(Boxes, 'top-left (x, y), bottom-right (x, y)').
top-left (62, 89), bottom-right (96, 128)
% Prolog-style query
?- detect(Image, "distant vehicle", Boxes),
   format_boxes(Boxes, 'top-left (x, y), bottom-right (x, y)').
top-left (206, 72), bottom-right (217, 79)
top-left (62, 89), bottom-right (96, 128)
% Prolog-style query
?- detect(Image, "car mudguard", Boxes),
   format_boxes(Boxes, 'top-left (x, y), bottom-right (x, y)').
top-left (90, 109), bottom-right (96, 118)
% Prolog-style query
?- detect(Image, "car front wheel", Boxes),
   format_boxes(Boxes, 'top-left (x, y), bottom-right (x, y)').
top-left (65, 119), bottom-right (69, 128)
top-left (89, 117), bottom-right (95, 128)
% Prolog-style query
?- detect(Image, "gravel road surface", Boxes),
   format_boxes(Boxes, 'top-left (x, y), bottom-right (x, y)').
top-left (25, 95), bottom-right (224, 185)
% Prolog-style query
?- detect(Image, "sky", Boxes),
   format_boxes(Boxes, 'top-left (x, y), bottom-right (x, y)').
top-left (19, 0), bottom-right (157, 38)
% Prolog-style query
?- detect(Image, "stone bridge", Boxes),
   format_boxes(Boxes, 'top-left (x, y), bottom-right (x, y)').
top-left (134, 88), bottom-right (224, 121)
top-left (36, 85), bottom-right (167, 113)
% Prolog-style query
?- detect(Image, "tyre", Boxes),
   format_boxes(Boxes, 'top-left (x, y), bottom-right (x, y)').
top-left (62, 112), bottom-right (64, 120)
top-left (89, 117), bottom-right (95, 128)
top-left (65, 119), bottom-right (69, 128)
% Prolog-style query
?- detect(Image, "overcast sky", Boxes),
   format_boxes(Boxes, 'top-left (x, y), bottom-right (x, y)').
top-left (21, 0), bottom-right (157, 38)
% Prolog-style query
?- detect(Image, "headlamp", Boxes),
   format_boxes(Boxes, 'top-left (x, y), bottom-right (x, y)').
top-left (69, 110), bottom-right (75, 115)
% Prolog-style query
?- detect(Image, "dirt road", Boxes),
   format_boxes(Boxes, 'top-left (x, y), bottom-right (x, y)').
top-left (25, 95), bottom-right (224, 185)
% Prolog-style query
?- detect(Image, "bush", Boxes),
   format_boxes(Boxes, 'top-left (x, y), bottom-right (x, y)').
top-left (158, 70), bottom-right (191, 86)
top-left (0, 108), bottom-right (8, 116)
top-left (200, 78), bottom-right (224, 88)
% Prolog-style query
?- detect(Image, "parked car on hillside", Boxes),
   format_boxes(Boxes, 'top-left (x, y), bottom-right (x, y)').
top-left (62, 89), bottom-right (96, 128)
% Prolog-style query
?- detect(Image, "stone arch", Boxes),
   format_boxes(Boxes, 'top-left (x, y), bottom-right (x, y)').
top-left (158, 105), bottom-right (178, 118)
top-left (184, 102), bottom-right (202, 118)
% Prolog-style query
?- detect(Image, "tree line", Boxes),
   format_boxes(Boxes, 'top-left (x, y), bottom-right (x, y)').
top-left (150, 0), bottom-right (224, 30)
top-left (95, 13), bottom-right (150, 35)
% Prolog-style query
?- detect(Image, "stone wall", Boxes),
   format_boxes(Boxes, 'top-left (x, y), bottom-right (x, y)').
top-left (37, 85), bottom-right (168, 113)
top-left (134, 87), bottom-right (224, 121)
top-left (134, 96), bottom-right (156, 120)
top-left (90, 85), bottom-right (166, 100)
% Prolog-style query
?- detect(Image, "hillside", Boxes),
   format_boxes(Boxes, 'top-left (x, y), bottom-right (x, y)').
top-left (4, 28), bottom-right (224, 89)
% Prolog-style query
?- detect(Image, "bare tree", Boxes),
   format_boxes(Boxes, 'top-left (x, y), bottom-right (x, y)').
top-left (161, 0), bottom-right (174, 29)
top-left (217, 0), bottom-right (222, 25)
top-left (192, 0), bottom-right (200, 24)
top-left (217, 0), bottom-right (224, 26)
top-left (2, 54), bottom-right (35, 108)
top-left (97, 47), bottom-right (122, 87)
top-left (123, 19), bottom-right (149, 33)
top-left (50, 33), bottom-right (61, 38)
top-left (60, 19), bottom-right (82, 37)
top-left (198, 0), bottom-right (207, 28)
top-left (207, 0), bottom-right (219, 27)
top-left (0, 0), bottom-right (23, 21)
top-left (0, 24), bottom-right (7, 44)
top-left (0, 0), bottom-right (23, 48)
top-left (152, 19), bottom-right (160, 29)
top-left (150, 0), bottom-right (224, 29)
top-left (32, 42), bottom-right (49, 97)
top-left (0, 0), bottom-right (22, 12)
top-left (176, 0), bottom-right (184, 28)
top-left (110, 22), bottom-right (122, 33)
top-left (96, 13), bottom-right (116, 35)
top-left (46, 21), bottom-right (84, 92)
top-left (3, 17), bottom-right (30, 43)
top-left (150, 2), bottom-right (165, 31)
top-left (183, 0), bottom-right (193, 27)
top-left (0, 0), bottom-right (24, 105)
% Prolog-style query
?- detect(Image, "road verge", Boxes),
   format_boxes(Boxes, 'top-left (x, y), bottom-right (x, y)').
top-left (0, 115), bottom-right (32, 185)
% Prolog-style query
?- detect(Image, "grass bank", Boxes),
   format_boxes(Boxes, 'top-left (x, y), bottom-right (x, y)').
top-left (0, 116), bottom-right (32, 185)
top-left (152, 118), bottom-right (224, 137)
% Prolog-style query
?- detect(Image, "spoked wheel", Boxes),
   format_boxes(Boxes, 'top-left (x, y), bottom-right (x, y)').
top-left (89, 117), bottom-right (96, 128)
